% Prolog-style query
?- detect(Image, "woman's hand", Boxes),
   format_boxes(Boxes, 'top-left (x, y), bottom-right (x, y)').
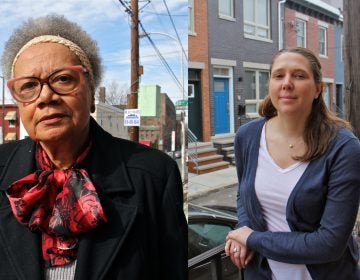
top-left (226, 226), bottom-right (254, 245)
top-left (225, 235), bottom-right (255, 268)
top-left (225, 227), bottom-right (255, 268)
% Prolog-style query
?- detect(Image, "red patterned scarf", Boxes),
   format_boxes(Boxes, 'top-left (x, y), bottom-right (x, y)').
top-left (6, 143), bottom-right (107, 267)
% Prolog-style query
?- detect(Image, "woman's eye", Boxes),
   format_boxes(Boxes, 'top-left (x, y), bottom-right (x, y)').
top-left (272, 74), bottom-right (283, 79)
top-left (20, 81), bottom-right (38, 91)
top-left (54, 74), bottom-right (74, 83)
top-left (294, 73), bottom-right (305, 79)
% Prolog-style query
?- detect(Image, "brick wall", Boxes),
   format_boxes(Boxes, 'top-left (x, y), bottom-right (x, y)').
top-left (189, 0), bottom-right (211, 141)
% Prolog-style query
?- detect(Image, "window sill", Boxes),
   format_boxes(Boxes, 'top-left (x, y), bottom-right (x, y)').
top-left (218, 15), bottom-right (236, 22)
top-left (244, 34), bottom-right (273, 43)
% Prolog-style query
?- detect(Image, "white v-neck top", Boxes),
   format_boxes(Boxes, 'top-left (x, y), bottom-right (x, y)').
top-left (255, 124), bottom-right (312, 280)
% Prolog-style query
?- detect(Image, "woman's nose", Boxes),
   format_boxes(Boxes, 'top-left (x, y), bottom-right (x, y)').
top-left (282, 75), bottom-right (292, 89)
top-left (36, 83), bottom-right (57, 104)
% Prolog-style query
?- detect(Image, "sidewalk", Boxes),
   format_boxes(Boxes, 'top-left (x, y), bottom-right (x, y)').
top-left (188, 166), bottom-right (238, 200)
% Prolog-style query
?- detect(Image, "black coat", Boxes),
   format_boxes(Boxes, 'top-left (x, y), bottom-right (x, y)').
top-left (0, 119), bottom-right (187, 280)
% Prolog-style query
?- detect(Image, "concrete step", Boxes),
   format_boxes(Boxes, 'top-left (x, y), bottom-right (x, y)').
top-left (193, 147), bottom-right (218, 158)
top-left (191, 161), bottom-right (230, 175)
top-left (188, 141), bottom-right (213, 151)
top-left (211, 133), bottom-right (235, 142)
top-left (187, 154), bottom-right (224, 170)
top-left (224, 153), bottom-right (235, 165)
top-left (222, 146), bottom-right (234, 152)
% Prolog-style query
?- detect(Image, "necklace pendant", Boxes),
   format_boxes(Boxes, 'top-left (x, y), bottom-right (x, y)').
top-left (289, 144), bottom-right (294, 149)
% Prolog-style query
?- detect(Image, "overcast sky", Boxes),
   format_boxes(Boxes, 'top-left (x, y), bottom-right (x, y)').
top-left (0, 0), bottom-right (188, 103)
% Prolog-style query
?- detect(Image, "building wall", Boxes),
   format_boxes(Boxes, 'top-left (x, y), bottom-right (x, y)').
top-left (91, 102), bottom-right (128, 140)
top-left (0, 104), bottom-right (20, 143)
top-left (139, 92), bottom-right (178, 151)
top-left (138, 85), bottom-right (161, 117)
top-left (207, 0), bottom-right (279, 132)
top-left (284, 1), bottom-right (338, 112)
top-left (188, 0), bottom-right (211, 141)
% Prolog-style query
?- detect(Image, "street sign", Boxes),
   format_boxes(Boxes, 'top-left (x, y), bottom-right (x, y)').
top-left (176, 99), bottom-right (188, 106)
top-left (124, 109), bottom-right (141, 127)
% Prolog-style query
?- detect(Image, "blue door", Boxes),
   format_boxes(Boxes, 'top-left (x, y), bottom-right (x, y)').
top-left (214, 78), bottom-right (229, 134)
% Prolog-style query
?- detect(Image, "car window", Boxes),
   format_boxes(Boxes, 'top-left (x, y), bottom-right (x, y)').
top-left (189, 255), bottom-right (242, 280)
top-left (189, 222), bottom-right (232, 259)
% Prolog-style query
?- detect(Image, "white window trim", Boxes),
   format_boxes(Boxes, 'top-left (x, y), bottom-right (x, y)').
top-left (218, 0), bottom-right (235, 20)
top-left (219, 14), bottom-right (236, 22)
top-left (243, 0), bottom-right (271, 40)
top-left (295, 12), bottom-right (309, 21)
top-left (296, 18), bottom-right (307, 48)
top-left (318, 20), bottom-right (328, 28)
top-left (211, 58), bottom-right (237, 67)
top-left (244, 67), bottom-right (270, 118)
top-left (188, 0), bottom-right (196, 35)
top-left (318, 26), bottom-right (327, 57)
top-left (243, 62), bottom-right (270, 70)
top-left (244, 34), bottom-right (273, 43)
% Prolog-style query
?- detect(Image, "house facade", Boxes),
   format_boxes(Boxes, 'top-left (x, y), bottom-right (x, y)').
top-left (188, 0), bottom-right (344, 143)
top-left (281, 0), bottom-right (342, 113)
top-left (188, 0), bottom-right (210, 141)
top-left (0, 104), bottom-right (20, 143)
top-left (189, 0), bottom-right (279, 141)
top-left (138, 85), bottom-right (180, 151)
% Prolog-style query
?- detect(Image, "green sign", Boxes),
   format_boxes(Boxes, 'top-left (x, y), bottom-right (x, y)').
top-left (176, 99), bottom-right (188, 106)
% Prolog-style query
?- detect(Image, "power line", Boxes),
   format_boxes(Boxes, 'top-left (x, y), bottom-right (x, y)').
top-left (139, 21), bottom-right (183, 93)
top-left (162, 0), bottom-right (188, 61)
top-left (118, 0), bottom-right (185, 98)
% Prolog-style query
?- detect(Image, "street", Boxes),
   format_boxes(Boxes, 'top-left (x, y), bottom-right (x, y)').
top-left (190, 185), bottom-right (237, 208)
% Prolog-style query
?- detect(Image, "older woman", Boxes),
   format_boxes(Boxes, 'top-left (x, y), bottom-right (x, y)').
top-left (0, 15), bottom-right (187, 280)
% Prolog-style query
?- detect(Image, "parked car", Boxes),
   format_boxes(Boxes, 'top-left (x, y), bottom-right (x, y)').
top-left (188, 203), bottom-right (244, 280)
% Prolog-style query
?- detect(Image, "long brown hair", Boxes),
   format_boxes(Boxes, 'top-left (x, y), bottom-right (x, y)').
top-left (259, 47), bottom-right (352, 161)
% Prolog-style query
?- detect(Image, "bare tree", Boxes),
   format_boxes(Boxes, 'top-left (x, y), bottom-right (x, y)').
top-left (97, 80), bottom-right (129, 106)
top-left (344, 0), bottom-right (360, 137)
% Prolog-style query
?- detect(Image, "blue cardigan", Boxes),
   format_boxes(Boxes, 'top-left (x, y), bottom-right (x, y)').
top-left (235, 118), bottom-right (360, 280)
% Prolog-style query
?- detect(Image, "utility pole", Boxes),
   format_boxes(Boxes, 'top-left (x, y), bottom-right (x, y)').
top-left (129, 0), bottom-right (140, 142)
top-left (344, 0), bottom-right (360, 138)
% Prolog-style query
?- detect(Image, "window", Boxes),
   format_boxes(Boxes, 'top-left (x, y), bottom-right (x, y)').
top-left (213, 67), bottom-right (230, 76)
top-left (8, 120), bottom-right (16, 128)
top-left (319, 26), bottom-right (327, 56)
top-left (188, 84), bottom-right (195, 98)
top-left (188, 0), bottom-right (195, 33)
top-left (219, 0), bottom-right (234, 19)
top-left (244, 69), bottom-right (269, 117)
top-left (189, 222), bottom-right (233, 259)
top-left (323, 83), bottom-right (331, 109)
top-left (244, 0), bottom-right (270, 40)
top-left (296, 19), bottom-right (306, 47)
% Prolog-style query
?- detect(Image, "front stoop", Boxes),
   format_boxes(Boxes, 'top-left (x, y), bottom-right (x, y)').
top-left (212, 137), bottom-right (236, 165)
top-left (187, 142), bottom-right (229, 174)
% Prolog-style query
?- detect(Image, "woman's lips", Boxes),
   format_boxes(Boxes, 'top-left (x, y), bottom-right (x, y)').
top-left (38, 114), bottom-right (66, 125)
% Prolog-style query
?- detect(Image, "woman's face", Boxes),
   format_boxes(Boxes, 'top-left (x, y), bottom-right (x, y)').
top-left (13, 43), bottom-right (93, 143)
top-left (268, 52), bottom-right (321, 117)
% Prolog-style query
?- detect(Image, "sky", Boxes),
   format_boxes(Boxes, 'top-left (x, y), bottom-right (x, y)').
top-left (0, 0), bottom-right (188, 103)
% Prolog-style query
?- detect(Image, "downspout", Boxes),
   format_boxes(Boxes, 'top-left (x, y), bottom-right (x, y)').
top-left (278, 0), bottom-right (287, 50)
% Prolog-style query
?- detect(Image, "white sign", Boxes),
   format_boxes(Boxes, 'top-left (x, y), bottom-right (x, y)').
top-left (124, 109), bottom-right (141, 127)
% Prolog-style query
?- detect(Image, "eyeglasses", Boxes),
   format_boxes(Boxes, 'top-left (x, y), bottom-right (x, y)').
top-left (7, 65), bottom-right (88, 103)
